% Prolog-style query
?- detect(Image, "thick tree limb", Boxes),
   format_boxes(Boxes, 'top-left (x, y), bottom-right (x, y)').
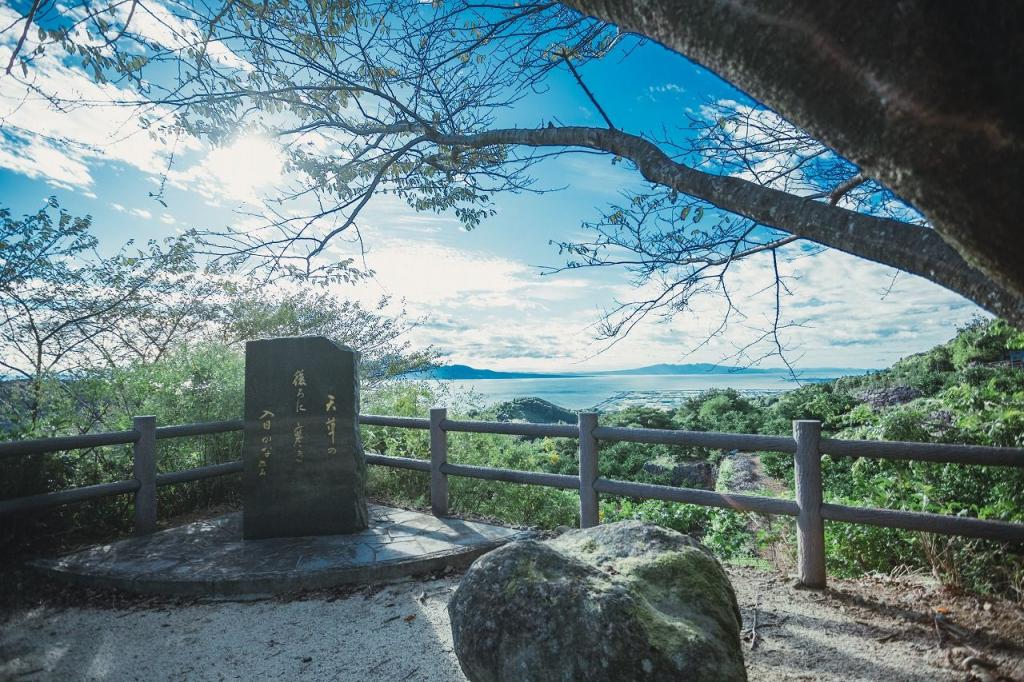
top-left (563, 0), bottom-right (1024, 306)
top-left (428, 125), bottom-right (1024, 324)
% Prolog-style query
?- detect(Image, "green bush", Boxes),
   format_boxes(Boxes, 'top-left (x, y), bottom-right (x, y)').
top-left (1, 343), bottom-right (245, 544)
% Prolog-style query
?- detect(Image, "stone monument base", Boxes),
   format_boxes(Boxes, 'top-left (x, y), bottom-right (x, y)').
top-left (31, 506), bottom-right (531, 598)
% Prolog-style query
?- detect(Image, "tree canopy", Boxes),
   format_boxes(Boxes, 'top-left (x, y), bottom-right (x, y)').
top-left (0, 200), bottom-right (434, 428)
top-left (4, 0), bottom-right (1021, 361)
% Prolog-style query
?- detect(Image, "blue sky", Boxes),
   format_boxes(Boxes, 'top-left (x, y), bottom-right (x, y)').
top-left (0, 3), bottom-right (982, 372)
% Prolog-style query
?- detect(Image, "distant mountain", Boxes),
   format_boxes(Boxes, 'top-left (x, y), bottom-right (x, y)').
top-left (592, 364), bottom-right (868, 376)
top-left (406, 364), bottom-right (573, 380)
top-left (407, 363), bottom-right (869, 380)
top-left (592, 363), bottom-right (774, 376)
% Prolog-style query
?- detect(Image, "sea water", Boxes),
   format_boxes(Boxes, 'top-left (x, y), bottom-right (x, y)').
top-left (435, 372), bottom-right (835, 411)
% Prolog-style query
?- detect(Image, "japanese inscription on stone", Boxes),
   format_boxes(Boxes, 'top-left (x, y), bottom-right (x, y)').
top-left (242, 336), bottom-right (369, 539)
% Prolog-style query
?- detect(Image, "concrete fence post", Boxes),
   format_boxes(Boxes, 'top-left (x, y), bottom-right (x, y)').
top-left (793, 419), bottom-right (825, 588)
top-left (578, 412), bottom-right (599, 528)
top-left (132, 415), bottom-right (157, 535)
top-left (430, 407), bottom-right (449, 517)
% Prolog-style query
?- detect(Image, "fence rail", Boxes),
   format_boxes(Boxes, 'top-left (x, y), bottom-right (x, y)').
top-left (3, 409), bottom-right (1024, 588)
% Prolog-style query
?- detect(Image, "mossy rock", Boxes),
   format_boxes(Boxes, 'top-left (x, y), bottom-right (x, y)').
top-left (448, 521), bottom-right (746, 681)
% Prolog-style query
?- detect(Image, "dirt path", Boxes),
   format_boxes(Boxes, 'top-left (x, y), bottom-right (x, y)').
top-left (3, 566), bottom-right (1021, 681)
top-left (733, 566), bottom-right (1024, 681)
top-left (718, 451), bottom-right (787, 497)
top-left (717, 452), bottom-right (795, 572)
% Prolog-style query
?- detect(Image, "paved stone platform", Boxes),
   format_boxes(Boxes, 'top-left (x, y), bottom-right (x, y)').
top-left (32, 505), bottom-right (531, 597)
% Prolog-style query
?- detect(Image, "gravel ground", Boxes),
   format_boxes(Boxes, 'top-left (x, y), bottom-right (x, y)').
top-left (0, 577), bottom-right (468, 682)
top-left (4, 564), bottom-right (1022, 682)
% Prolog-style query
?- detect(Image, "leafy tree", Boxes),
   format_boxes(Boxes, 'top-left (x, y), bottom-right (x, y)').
top-left (949, 318), bottom-right (1024, 370)
top-left (215, 285), bottom-right (437, 386)
top-left (0, 199), bottom-right (194, 427)
top-left (4, 1), bottom-right (1021, 363)
top-left (90, 272), bottom-right (226, 367)
top-left (0, 201), bottom-right (436, 441)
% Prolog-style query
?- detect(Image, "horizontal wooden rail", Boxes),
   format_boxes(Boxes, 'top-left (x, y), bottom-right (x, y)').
top-left (594, 478), bottom-right (799, 517)
top-left (593, 425), bottom-right (797, 453)
top-left (0, 430), bottom-right (140, 459)
top-left (155, 461), bottom-right (243, 486)
top-left (365, 452), bottom-right (432, 472)
top-left (0, 479), bottom-right (140, 515)
top-left (442, 419), bottom-right (579, 438)
top-left (822, 437), bottom-right (1024, 468)
top-left (359, 415), bottom-right (430, 429)
top-left (442, 462), bottom-right (580, 490)
top-left (156, 420), bottom-right (243, 439)
top-left (821, 503), bottom-right (1024, 542)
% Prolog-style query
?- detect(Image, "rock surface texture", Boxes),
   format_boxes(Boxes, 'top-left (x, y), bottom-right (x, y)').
top-left (642, 459), bottom-right (717, 489)
top-left (448, 521), bottom-right (746, 682)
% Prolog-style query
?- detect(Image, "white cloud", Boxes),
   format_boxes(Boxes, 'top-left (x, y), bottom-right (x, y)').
top-left (167, 134), bottom-right (284, 206)
top-left (347, 239), bottom-right (598, 311)
top-left (602, 244), bottom-right (979, 369)
top-left (130, 207), bottom-right (152, 219)
top-left (0, 130), bottom-right (93, 188)
top-left (302, 217), bottom-right (984, 372)
top-left (0, 6), bottom-right (201, 190)
top-left (647, 83), bottom-right (684, 97)
top-left (310, 237), bottom-right (610, 371)
top-left (0, 2), bottom-right (256, 198)
top-left (122, 2), bottom-right (250, 71)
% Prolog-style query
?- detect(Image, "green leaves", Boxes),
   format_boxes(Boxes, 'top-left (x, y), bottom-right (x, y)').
top-left (679, 205), bottom-right (704, 223)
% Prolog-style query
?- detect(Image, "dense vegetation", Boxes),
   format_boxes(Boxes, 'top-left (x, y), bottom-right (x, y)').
top-left (366, 320), bottom-right (1024, 599)
top-left (0, 208), bottom-right (434, 554)
top-left (3, 319), bottom-right (1023, 600)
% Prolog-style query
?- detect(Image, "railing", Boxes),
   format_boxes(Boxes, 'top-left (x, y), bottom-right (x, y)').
top-left (2, 409), bottom-right (1024, 588)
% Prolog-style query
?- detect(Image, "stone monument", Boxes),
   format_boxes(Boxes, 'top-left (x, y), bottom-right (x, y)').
top-left (242, 336), bottom-right (369, 539)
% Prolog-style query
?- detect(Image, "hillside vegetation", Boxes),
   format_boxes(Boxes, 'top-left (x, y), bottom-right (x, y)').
top-left (367, 319), bottom-right (1024, 599)
top-left (2, 320), bottom-right (1023, 599)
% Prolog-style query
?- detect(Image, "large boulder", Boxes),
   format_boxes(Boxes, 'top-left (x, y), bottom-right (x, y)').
top-left (448, 521), bottom-right (746, 682)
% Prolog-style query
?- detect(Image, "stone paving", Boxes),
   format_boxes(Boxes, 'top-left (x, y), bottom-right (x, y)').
top-left (32, 505), bottom-right (531, 597)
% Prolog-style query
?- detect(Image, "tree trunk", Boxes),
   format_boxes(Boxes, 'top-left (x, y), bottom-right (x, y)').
top-left (565, 0), bottom-right (1024, 306)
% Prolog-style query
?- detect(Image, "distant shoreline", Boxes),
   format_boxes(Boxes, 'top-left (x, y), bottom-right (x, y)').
top-left (416, 371), bottom-right (862, 411)
top-left (408, 364), bottom-right (871, 381)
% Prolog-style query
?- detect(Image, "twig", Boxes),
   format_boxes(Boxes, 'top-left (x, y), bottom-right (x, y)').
top-left (933, 613), bottom-right (946, 649)
top-left (561, 54), bottom-right (615, 130)
top-left (747, 594), bottom-right (762, 650)
top-left (828, 173), bottom-right (866, 206)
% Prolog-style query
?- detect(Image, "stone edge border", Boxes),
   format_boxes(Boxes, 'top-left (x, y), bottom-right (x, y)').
top-left (30, 532), bottom-right (533, 598)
